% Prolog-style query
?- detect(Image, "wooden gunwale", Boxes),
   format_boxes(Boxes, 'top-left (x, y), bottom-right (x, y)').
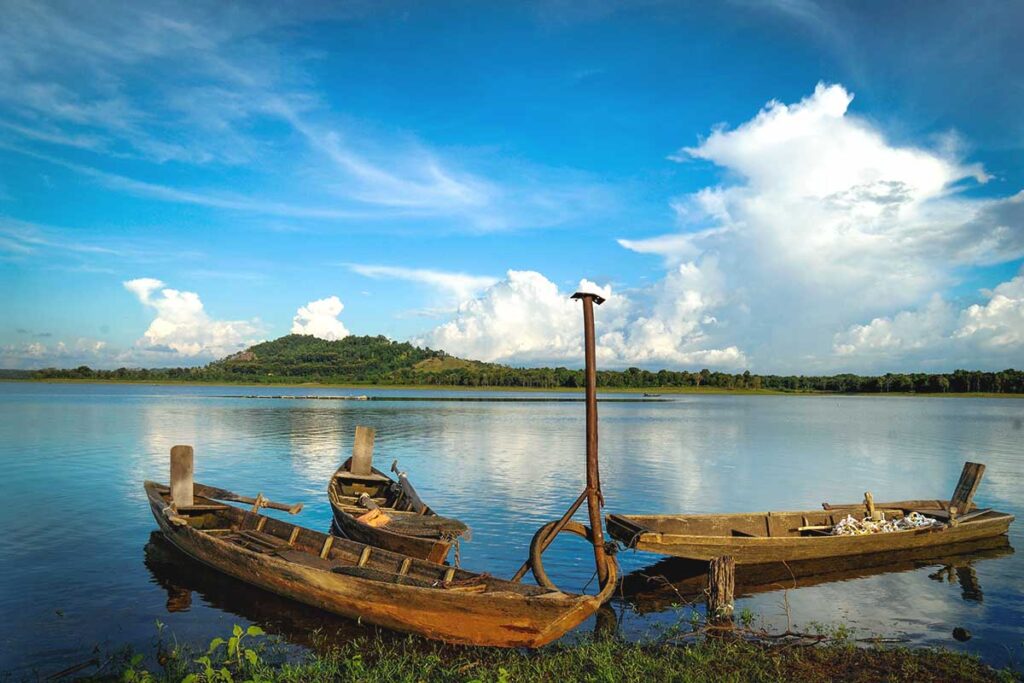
top-left (606, 508), bottom-right (1014, 564)
top-left (327, 458), bottom-right (455, 563)
top-left (147, 481), bottom-right (611, 647)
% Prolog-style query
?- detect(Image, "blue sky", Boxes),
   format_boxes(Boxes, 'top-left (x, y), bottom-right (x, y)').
top-left (1, 0), bottom-right (1022, 373)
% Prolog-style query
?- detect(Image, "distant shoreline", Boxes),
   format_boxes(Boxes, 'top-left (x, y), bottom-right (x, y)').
top-left (4, 377), bottom-right (1022, 398)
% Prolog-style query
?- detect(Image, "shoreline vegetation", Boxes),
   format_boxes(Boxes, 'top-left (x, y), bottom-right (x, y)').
top-left (88, 625), bottom-right (1020, 683)
top-left (5, 377), bottom-right (1023, 399)
top-left (2, 333), bottom-right (1022, 397)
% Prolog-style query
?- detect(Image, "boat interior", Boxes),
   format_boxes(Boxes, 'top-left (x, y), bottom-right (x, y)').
top-left (150, 482), bottom-right (551, 597)
top-left (330, 465), bottom-right (406, 511)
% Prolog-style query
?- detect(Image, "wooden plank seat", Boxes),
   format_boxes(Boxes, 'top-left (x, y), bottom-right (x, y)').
top-left (330, 566), bottom-right (490, 593)
top-left (223, 530), bottom-right (292, 554)
top-left (334, 494), bottom-right (389, 506)
top-left (177, 504), bottom-right (231, 513)
top-left (335, 471), bottom-right (391, 483)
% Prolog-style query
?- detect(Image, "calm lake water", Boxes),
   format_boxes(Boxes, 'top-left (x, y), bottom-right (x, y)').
top-left (1, 382), bottom-right (1022, 675)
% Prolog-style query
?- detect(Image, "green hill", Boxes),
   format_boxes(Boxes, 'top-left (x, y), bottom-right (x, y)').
top-left (206, 334), bottom-right (454, 383)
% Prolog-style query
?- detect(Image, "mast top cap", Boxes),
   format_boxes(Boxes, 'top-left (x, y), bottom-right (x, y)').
top-left (571, 291), bottom-right (605, 305)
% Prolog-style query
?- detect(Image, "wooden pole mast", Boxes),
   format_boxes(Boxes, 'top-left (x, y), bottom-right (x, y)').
top-left (572, 291), bottom-right (609, 585)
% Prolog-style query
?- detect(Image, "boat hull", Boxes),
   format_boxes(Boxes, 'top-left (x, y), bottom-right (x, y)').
top-left (607, 510), bottom-right (1014, 564)
top-left (147, 482), bottom-right (604, 648)
top-left (330, 511), bottom-right (451, 564)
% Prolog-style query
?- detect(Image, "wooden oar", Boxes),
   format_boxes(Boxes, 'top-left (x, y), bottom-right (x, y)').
top-left (194, 482), bottom-right (303, 514)
top-left (390, 460), bottom-right (427, 514)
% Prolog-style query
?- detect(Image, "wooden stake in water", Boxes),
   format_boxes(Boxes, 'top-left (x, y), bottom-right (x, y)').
top-left (170, 445), bottom-right (194, 508)
top-left (707, 555), bottom-right (735, 625)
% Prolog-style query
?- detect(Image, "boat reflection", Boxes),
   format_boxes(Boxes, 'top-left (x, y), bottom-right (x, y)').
top-left (619, 536), bottom-right (1014, 614)
top-left (144, 531), bottom-right (399, 650)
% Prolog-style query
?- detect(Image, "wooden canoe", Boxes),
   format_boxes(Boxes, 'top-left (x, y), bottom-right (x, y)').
top-left (606, 507), bottom-right (1014, 565)
top-left (328, 457), bottom-right (467, 563)
top-left (146, 481), bottom-right (614, 647)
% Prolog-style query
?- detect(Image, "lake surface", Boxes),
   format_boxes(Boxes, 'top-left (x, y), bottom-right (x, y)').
top-left (1, 382), bottom-right (1022, 676)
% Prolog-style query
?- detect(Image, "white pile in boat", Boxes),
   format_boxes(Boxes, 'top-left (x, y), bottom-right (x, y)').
top-left (830, 511), bottom-right (940, 536)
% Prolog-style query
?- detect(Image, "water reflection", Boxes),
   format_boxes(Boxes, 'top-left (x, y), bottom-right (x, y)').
top-left (620, 537), bottom-right (1014, 615)
top-left (2, 384), bottom-right (1022, 674)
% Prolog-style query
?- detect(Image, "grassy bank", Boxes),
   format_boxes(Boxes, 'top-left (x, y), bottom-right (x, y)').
top-left (89, 627), bottom-right (1019, 683)
top-left (7, 377), bottom-right (1024, 398)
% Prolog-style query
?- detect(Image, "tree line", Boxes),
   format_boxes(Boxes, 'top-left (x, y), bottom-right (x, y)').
top-left (22, 334), bottom-right (1024, 394)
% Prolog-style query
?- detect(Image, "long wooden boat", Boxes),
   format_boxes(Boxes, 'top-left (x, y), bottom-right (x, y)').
top-left (606, 506), bottom-right (1014, 564)
top-left (146, 480), bottom-right (614, 647)
top-left (328, 457), bottom-right (467, 563)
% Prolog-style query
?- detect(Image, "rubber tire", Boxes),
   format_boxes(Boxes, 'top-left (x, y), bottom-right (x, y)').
top-left (528, 520), bottom-right (595, 591)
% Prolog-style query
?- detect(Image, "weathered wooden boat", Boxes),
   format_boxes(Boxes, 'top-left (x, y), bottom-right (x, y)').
top-left (145, 479), bottom-right (615, 648)
top-left (607, 462), bottom-right (1013, 564)
top-left (328, 427), bottom-right (468, 563)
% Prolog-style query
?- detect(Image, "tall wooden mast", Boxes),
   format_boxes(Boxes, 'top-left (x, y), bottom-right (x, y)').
top-left (571, 291), bottom-right (609, 585)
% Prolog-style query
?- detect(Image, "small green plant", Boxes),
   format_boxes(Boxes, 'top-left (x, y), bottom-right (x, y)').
top-left (121, 653), bottom-right (154, 683)
top-left (175, 624), bottom-right (266, 683)
top-left (739, 607), bottom-right (755, 628)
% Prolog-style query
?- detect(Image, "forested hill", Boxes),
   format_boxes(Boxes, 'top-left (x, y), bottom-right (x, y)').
top-left (207, 334), bottom-right (463, 383)
top-left (18, 333), bottom-right (1024, 394)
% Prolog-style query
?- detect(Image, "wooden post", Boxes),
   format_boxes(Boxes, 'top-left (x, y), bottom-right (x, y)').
top-left (951, 462), bottom-right (985, 512)
top-left (572, 291), bottom-right (609, 586)
top-left (864, 491), bottom-right (876, 521)
top-left (350, 426), bottom-right (376, 475)
top-left (170, 445), bottom-right (194, 508)
top-left (707, 555), bottom-right (735, 625)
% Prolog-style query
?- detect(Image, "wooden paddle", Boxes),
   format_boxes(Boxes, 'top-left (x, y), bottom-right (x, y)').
top-left (193, 482), bottom-right (304, 514)
top-left (390, 459), bottom-right (428, 514)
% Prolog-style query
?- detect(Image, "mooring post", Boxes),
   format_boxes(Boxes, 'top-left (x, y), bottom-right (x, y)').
top-left (572, 291), bottom-right (609, 586)
top-left (707, 555), bottom-right (735, 625)
top-left (170, 445), bottom-right (194, 508)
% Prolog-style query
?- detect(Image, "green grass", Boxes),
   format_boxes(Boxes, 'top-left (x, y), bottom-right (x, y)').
top-left (99, 627), bottom-right (1020, 683)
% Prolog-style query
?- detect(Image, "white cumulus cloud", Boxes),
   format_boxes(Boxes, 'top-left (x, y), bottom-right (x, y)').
top-left (616, 82), bottom-right (1023, 371)
top-left (291, 296), bottom-right (350, 341)
top-left (833, 270), bottom-right (1024, 368)
top-left (954, 274), bottom-right (1024, 350)
top-left (416, 270), bottom-right (744, 368)
top-left (124, 278), bottom-right (263, 358)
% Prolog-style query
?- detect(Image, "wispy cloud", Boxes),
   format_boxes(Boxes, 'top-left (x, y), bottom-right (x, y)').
top-left (0, 1), bottom-right (614, 232)
top-left (347, 263), bottom-right (499, 304)
top-left (0, 216), bottom-right (206, 268)
top-left (0, 217), bottom-right (122, 256)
